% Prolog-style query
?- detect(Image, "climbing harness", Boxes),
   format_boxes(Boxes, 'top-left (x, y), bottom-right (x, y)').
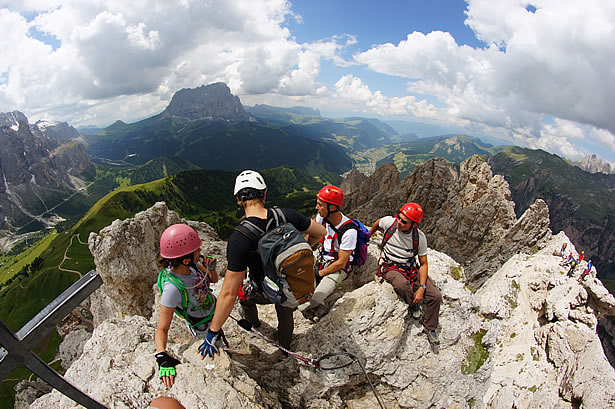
top-left (228, 315), bottom-right (386, 409)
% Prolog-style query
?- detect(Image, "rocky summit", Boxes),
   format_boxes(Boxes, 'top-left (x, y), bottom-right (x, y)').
top-left (161, 82), bottom-right (252, 123)
top-left (25, 190), bottom-right (615, 408)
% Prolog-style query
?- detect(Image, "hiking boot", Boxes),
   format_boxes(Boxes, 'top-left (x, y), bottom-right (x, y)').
top-left (425, 329), bottom-right (439, 345)
top-left (410, 304), bottom-right (421, 319)
top-left (239, 308), bottom-right (261, 329)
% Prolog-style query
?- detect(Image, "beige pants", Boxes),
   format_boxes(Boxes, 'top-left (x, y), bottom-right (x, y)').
top-left (298, 269), bottom-right (348, 312)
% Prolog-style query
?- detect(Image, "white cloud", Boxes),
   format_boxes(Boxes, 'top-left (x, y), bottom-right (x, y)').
top-left (0, 0), bottom-right (348, 125)
top-left (353, 0), bottom-right (615, 159)
top-left (334, 74), bottom-right (437, 118)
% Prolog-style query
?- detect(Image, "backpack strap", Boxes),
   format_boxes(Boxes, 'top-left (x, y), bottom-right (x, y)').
top-left (236, 207), bottom-right (287, 243)
top-left (380, 219), bottom-right (419, 263)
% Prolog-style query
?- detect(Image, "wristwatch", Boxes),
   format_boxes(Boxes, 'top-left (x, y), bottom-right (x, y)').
top-left (419, 284), bottom-right (427, 290)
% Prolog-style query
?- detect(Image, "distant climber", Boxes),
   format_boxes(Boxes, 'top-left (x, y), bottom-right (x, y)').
top-left (370, 202), bottom-right (442, 346)
top-left (201, 170), bottom-right (326, 359)
top-left (566, 258), bottom-right (578, 277)
top-left (561, 252), bottom-right (574, 266)
top-left (155, 224), bottom-right (219, 387)
top-left (579, 251), bottom-right (585, 262)
top-left (298, 185), bottom-right (358, 321)
top-left (555, 242), bottom-right (567, 258)
top-left (578, 259), bottom-right (593, 282)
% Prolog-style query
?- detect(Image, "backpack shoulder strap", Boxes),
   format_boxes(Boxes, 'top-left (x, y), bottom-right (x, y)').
top-left (160, 270), bottom-right (188, 312)
top-left (236, 219), bottom-right (266, 243)
top-left (336, 219), bottom-right (358, 243)
top-left (412, 226), bottom-right (419, 256)
top-left (381, 219), bottom-right (398, 249)
top-left (266, 207), bottom-right (287, 231)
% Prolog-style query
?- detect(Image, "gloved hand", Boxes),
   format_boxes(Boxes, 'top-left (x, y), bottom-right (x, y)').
top-left (155, 352), bottom-right (181, 387)
top-left (198, 329), bottom-right (222, 359)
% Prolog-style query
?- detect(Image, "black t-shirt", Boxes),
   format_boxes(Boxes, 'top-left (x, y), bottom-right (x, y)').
top-left (226, 208), bottom-right (312, 282)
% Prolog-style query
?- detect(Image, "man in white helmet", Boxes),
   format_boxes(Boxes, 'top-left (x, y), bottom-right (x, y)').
top-left (200, 170), bottom-right (326, 358)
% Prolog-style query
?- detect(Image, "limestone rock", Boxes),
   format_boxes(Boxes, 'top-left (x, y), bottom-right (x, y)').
top-left (59, 327), bottom-right (91, 370)
top-left (30, 316), bottom-right (278, 409)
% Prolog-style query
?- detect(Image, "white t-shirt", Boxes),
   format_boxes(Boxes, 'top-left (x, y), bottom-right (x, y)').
top-left (379, 216), bottom-right (427, 265)
top-left (316, 213), bottom-right (358, 262)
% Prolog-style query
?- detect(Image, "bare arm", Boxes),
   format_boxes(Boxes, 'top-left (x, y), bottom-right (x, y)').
top-left (369, 218), bottom-right (382, 236)
top-left (155, 306), bottom-right (175, 353)
top-left (304, 218), bottom-right (326, 247)
top-left (208, 269), bottom-right (246, 333)
top-left (413, 255), bottom-right (428, 304)
top-left (319, 249), bottom-right (352, 276)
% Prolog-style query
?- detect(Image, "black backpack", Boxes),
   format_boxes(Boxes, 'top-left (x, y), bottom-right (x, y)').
top-left (236, 208), bottom-right (315, 308)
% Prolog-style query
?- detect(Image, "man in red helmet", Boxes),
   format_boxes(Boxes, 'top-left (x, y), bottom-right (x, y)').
top-left (369, 203), bottom-right (442, 345)
top-left (298, 185), bottom-right (358, 320)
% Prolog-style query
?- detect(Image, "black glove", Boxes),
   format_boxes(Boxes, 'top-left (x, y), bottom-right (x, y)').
top-left (155, 352), bottom-right (181, 378)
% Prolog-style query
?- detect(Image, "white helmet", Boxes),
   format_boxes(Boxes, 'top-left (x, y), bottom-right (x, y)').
top-left (233, 170), bottom-right (267, 195)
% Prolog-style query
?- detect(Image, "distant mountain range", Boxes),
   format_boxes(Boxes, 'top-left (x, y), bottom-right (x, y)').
top-left (0, 111), bottom-right (94, 238)
top-left (81, 83), bottom-right (419, 175)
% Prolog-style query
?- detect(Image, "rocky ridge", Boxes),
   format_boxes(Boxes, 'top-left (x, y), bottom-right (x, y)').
top-left (342, 156), bottom-right (552, 288)
top-left (28, 201), bottom-right (615, 409)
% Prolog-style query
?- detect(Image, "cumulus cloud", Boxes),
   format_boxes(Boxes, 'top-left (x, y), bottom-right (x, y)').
top-left (353, 0), bottom-right (615, 158)
top-left (0, 0), bottom-right (349, 125)
top-left (334, 74), bottom-right (437, 118)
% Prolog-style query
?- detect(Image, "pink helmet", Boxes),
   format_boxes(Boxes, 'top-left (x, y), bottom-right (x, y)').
top-left (160, 224), bottom-right (202, 259)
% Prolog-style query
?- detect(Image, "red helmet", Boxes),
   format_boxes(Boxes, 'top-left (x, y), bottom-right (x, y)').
top-left (317, 185), bottom-right (344, 207)
top-left (160, 224), bottom-right (202, 259)
top-left (400, 203), bottom-right (423, 223)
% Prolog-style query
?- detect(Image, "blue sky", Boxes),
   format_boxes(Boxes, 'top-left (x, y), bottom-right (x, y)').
top-left (1, 0), bottom-right (614, 163)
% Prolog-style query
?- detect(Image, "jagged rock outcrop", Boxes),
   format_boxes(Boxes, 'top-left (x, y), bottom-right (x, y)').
top-left (343, 156), bottom-right (552, 287)
top-left (33, 210), bottom-right (615, 408)
top-left (88, 202), bottom-right (227, 325)
top-left (161, 82), bottom-right (251, 123)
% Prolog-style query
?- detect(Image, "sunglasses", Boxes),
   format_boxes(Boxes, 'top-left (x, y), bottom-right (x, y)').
top-left (397, 214), bottom-right (411, 225)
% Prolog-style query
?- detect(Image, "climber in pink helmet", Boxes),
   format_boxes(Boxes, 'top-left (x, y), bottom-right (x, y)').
top-left (154, 224), bottom-right (220, 388)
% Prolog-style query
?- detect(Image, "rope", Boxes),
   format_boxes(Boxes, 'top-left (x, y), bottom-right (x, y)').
top-left (228, 315), bottom-right (386, 409)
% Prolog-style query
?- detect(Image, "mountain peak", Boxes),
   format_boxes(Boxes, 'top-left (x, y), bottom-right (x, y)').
top-left (162, 82), bottom-right (250, 123)
top-left (575, 154), bottom-right (614, 174)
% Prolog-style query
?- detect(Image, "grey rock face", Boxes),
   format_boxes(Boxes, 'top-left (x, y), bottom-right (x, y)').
top-left (162, 82), bottom-right (251, 123)
top-left (343, 156), bottom-right (552, 288)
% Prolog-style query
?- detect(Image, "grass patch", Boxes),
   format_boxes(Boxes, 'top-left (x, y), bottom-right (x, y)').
top-left (510, 332), bottom-right (517, 338)
top-left (450, 265), bottom-right (463, 280)
top-left (0, 231), bottom-right (58, 284)
top-left (461, 329), bottom-right (490, 375)
top-left (516, 353), bottom-right (524, 362)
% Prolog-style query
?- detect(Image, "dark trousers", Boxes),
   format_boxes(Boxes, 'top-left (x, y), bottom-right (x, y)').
top-left (382, 270), bottom-right (442, 331)
top-left (239, 292), bottom-right (294, 349)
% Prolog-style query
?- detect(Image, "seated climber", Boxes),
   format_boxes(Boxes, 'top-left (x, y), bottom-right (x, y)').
top-left (154, 224), bottom-right (219, 387)
top-left (369, 202), bottom-right (442, 345)
top-left (298, 185), bottom-right (358, 321)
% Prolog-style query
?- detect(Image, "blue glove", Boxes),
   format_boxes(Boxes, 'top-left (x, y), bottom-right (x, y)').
top-left (198, 329), bottom-right (221, 359)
